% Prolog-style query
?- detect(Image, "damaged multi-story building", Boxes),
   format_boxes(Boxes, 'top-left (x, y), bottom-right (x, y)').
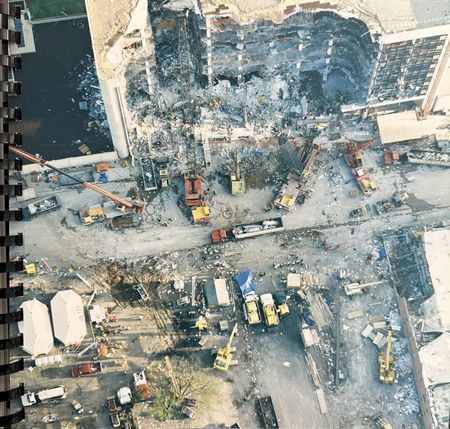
top-left (85, 0), bottom-right (450, 163)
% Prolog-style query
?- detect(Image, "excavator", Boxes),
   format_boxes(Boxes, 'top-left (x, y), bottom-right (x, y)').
top-left (379, 328), bottom-right (395, 384)
top-left (9, 146), bottom-right (144, 213)
top-left (344, 140), bottom-right (373, 169)
top-left (213, 323), bottom-right (238, 371)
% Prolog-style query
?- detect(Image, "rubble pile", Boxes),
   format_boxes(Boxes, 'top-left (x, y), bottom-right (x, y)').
top-left (76, 55), bottom-right (111, 140)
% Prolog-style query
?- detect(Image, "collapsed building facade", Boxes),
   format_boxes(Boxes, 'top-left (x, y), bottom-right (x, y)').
top-left (86, 0), bottom-right (450, 165)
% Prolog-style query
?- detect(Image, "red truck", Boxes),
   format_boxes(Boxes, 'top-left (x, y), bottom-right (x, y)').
top-left (184, 171), bottom-right (204, 207)
top-left (71, 362), bottom-right (102, 377)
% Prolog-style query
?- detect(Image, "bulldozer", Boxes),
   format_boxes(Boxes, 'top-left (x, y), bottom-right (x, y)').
top-left (364, 412), bottom-right (393, 429)
top-left (379, 328), bottom-right (395, 384)
top-left (213, 323), bottom-right (238, 371)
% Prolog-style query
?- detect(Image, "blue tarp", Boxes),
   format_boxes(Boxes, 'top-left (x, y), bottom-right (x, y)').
top-left (235, 271), bottom-right (256, 297)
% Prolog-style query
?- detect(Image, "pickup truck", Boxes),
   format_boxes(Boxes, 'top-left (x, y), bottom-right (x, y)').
top-left (71, 362), bottom-right (102, 377)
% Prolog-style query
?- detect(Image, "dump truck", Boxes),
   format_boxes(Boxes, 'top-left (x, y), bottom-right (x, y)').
top-left (107, 396), bottom-right (121, 428)
top-left (23, 195), bottom-right (61, 220)
top-left (184, 171), bottom-right (204, 206)
top-left (235, 271), bottom-right (262, 325)
top-left (211, 217), bottom-right (284, 243)
top-left (71, 362), bottom-right (102, 377)
top-left (79, 206), bottom-right (105, 225)
top-left (133, 370), bottom-right (151, 400)
top-left (243, 293), bottom-right (262, 325)
top-left (21, 386), bottom-right (66, 406)
top-left (260, 294), bottom-right (280, 327)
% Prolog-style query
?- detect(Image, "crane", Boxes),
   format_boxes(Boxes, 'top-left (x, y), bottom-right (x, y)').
top-left (213, 323), bottom-right (238, 371)
top-left (378, 328), bottom-right (395, 384)
top-left (230, 152), bottom-right (245, 195)
top-left (9, 146), bottom-right (144, 213)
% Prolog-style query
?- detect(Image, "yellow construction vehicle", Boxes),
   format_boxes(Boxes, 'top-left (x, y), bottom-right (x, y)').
top-left (231, 152), bottom-right (245, 195)
top-left (369, 412), bottom-right (394, 429)
top-left (24, 263), bottom-right (36, 276)
top-left (379, 328), bottom-right (395, 384)
top-left (194, 316), bottom-right (207, 331)
top-left (213, 323), bottom-right (238, 371)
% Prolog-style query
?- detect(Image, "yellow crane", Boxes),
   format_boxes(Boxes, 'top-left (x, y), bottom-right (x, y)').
top-left (378, 328), bottom-right (395, 384)
top-left (213, 323), bottom-right (238, 371)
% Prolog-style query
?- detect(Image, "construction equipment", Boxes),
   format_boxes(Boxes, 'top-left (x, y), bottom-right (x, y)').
top-left (24, 263), bottom-right (37, 276)
top-left (273, 290), bottom-right (290, 316)
top-left (194, 316), bottom-right (207, 331)
top-left (71, 362), bottom-right (102, 377)
top-left (378, 328), bottom-right (395, 384)
top-left (344, 141), bottom-right (377, 195)
top-left (344, 141), bottom-right (373, 168)
top-left (260, 294), bottom-right (280, 327)
top-left (133, 370), bottom-right (151, 401)
top-left (79, 206), bottom-right (105, 225)
top-left (383, 151), bottom-right (399, 165)
top-left (184, 170), bottom-right (204, 206)
top-left (344, 280), bottom-right (387, 296)
top-left (213, 323), bottom-right (238, 371)
top-left (243, 293), bottom-right (262, 324)
top-left (95, 163), bottom-right (111, 173)
top-left (231, 152), bottom-right (245, 195)
top-left (368, 412), bottom-right (394, 429)
top-left (10, 146), bottom-right (144, 213)
top-left (23, 195), bottom-right (61, 220)
top-left (374, 191), bottom-right (409, 215)
top-left (192, 205), bottom-right (211, 224)
top-left (158, 161), bottom-right (170, 189)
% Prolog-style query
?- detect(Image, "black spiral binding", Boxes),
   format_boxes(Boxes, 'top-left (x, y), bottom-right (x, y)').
top-left (0, 1), bottom-right (25, 427)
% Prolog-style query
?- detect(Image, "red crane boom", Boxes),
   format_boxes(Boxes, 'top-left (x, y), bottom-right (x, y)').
top-left (9, 146), bottom-right (144, 213)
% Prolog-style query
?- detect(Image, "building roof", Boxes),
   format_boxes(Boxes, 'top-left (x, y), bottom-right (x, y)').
top-left (419, 332), bottom-right (450, 428)
top-left (200, 0), bottom-right (450, 33)
top-left (421, 229), bottom-right (450, 333)
top-left (85, 0), bottom-right (149, 80)
top-left (377, 111), bottom-right (450, 144)
top-left (50, 290), bottom-right (87, 346)
top-left (18, 299), bottom-right (54, 356)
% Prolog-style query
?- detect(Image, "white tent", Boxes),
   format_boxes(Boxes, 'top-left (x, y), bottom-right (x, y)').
top-left (18, 299), bottom-right (53, 357)
top-left (50, 290), bottom-right (87, 346)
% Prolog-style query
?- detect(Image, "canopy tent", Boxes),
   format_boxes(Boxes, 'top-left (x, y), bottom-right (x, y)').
top-left (235, 271), bottom-right (256, 297)
top-left (18, 299), bottom-right (53, 356)
top-left (50, 290), bottom-right (87, 346)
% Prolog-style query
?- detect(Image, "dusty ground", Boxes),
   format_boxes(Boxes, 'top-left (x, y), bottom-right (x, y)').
top-left (10, 139), bottom-right (449, 429)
